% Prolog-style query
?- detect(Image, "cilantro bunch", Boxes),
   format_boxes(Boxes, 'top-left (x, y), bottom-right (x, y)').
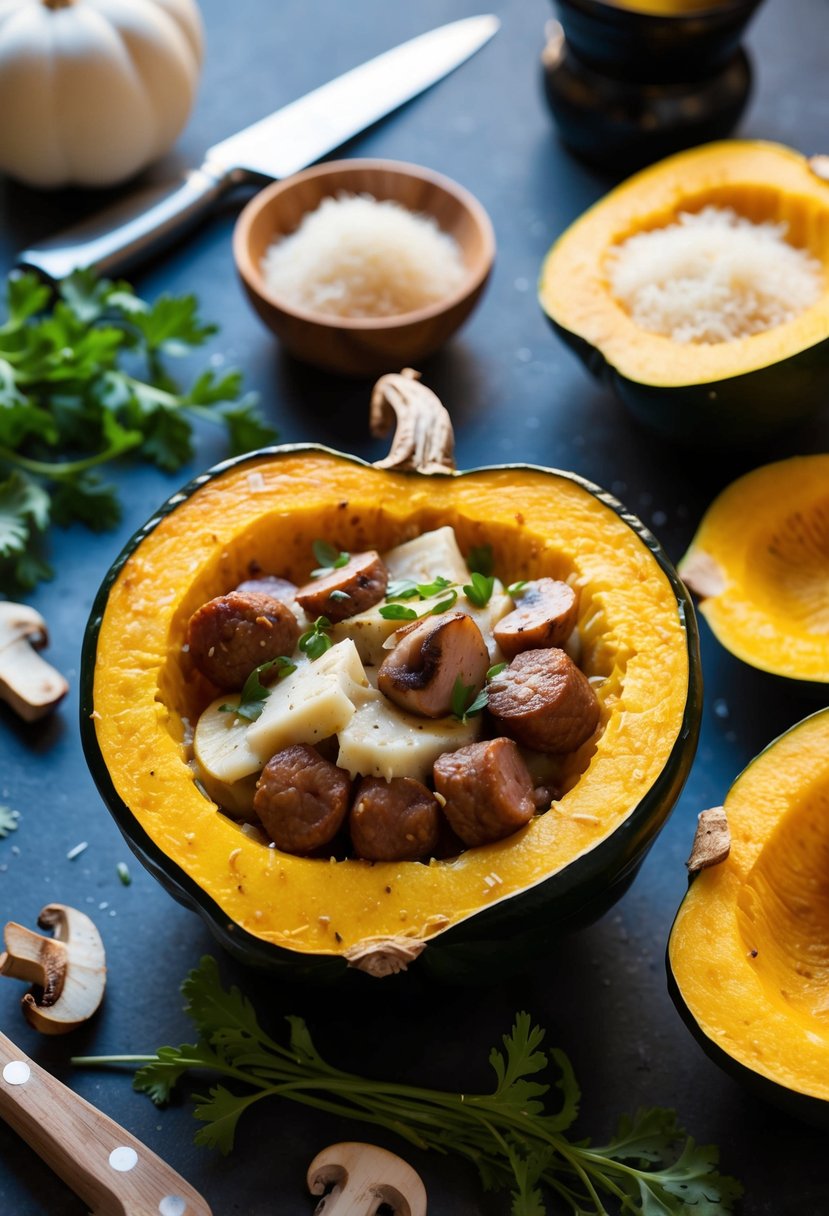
top-left (0, 270), bottom-right (276, 592)
top-left (74, 957), bottom-right (741, 1215)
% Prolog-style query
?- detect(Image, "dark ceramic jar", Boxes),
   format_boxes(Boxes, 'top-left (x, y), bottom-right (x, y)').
top-left (542, 0), bottom-right (765, 172)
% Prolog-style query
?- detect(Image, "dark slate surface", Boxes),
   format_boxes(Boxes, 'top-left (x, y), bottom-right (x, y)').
top-left (1, 1), bottom-right (828, 1213)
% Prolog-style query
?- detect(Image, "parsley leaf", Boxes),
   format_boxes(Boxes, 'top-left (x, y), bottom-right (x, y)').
top-left (467, 543), bottom-right (494, 577)
top-left (0, 805), bottom-right (20, 839)
top-left (219, 656), bottom-right (296, 722)
top-left (310, 539), bottom-right (350, 578)
top-left (464, 571), bottom-right (495, 607)
top-left (450, 675), bottom-right (488, 720)
top-left (379, 603), bottom-right (419, 621)
top-left (385, 578), bottom-right (420, 601)
top-left (298, 616), bottom-right (333, 659)
top-left (73, 957), bottom-right (742, 1216)
top-left (508, 580), bottom-right (529, 596)
top-left (0, 270), bottom-right (273, 594)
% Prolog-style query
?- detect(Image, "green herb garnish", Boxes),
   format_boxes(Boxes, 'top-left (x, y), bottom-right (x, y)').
top-left (415, 575), bottom-right (454, 598)
top-left (487, 662), bottom-right (507, 680)
top-left (467, 543), bottom-right (494, 577)
top-left (298, 617), bottom-right (333, 660)
top-left (0, 805), bottom-right (20, 839)
top-left (450, 675), bottom-right (488, 720)
top-left (72, 956), bottom-right (742, 1215)
top-left (328, 589), bottom-right (351, 603)
top-left (0, 270), bottom-right (274, 593)
top-left (508, 580), bottom-right (529, 596)
top-left (463, 571), bottom-right (495, 608)
top-left (310, 539), bottom-right (349, 578)
top-left (219, 656), bottom-right (297, 721)
top-left (379, 603), bottom-right (419, 621)
top-left (422, 589), bottom-right (458, 615)
top-left (116, 862), bottom-right (132, 887)
top-left (385, 578), bottom-right (421, 601)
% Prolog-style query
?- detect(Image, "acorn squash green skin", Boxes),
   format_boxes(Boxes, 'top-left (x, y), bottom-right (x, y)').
top-left (549, 318), bottom-right (829, 445)
top-left (666, 963), bottom-right (829, 1130)
top-left (80, 443), bottom-right (702, 983)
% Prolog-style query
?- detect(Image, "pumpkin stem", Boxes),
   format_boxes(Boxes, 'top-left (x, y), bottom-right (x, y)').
top-left (370, 369), bottom-right (456, 475)
top-left (686, 806), bottom-right (731, 875)
top-left (41, 0), bottom-right (76, 9)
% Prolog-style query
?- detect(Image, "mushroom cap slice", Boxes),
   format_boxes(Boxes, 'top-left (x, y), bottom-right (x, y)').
top-left (377, 610), bottom-right (489, 718)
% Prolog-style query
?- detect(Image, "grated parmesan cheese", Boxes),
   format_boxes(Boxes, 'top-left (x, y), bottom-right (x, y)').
top-left (606, 206), bottom-right (823, 344)
top-left (261, 193), bottom-right (467, 319)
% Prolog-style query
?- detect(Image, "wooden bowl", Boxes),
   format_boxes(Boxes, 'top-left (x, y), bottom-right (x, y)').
top-left (233, 159), bottom-right (496, 377)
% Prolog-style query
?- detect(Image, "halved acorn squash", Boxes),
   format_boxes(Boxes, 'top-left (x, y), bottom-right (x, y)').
top-left (668, 709), bottom-right (829, 1126)
top-left (80, 377), bottom-right (701, 981)
top-left (679, 454), bottom-right (829, 688)
top-left (539, 141), bottom-right (829, 443)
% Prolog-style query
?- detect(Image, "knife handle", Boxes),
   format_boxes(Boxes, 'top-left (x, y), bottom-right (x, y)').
top-left (0, 1029), bottom-right (213, 1216)
top-left (16, 165), bottom-right (232, 283)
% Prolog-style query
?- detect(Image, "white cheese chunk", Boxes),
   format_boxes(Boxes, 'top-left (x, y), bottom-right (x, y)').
top-left (383, 525), bottom-right (470, 585)
top-left (193, 693), bottom-right (263, 785)
top-left (337, 695), bottom-right (482, 783)
top-left (246, 638), bottom-right (371, 760)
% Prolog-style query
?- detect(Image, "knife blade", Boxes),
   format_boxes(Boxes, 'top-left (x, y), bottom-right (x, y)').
top-left (17, 16), bottom-right (499, 284)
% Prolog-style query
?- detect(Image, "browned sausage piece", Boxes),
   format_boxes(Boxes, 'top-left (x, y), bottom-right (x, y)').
top-left (487, 648), bottom-right (600, 754)
top-left (295, 551), bottom-right (388, 624)
top-left (235, 574), bottom-right (298, 602)
top-left (494, 579), bottom-right (579, 659)
top-left (433, 737), bottom-right (536, 848)
top-left (350, 776), bottom-right (441, 862)
top-left (187, 591), bottom-right (301, 689)
top-left (378, 611), bottom-right (489, 718)
top-left (253, 744), bottom-right (351, 855)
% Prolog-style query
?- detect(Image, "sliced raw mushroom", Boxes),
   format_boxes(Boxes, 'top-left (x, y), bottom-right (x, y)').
top-left (0, 602), bottom-right (68, 722)
top-left (0, 904), bottom-right (106, 1035)
top-left (487, 647), bottom-right (600, 753)
top-left (378, 610), bottom-right (489, 718)
top-left (295, 551), bottom-right (388, 624)
top-left (494, 578), bottom-right (579, 658)
top-left (307, 1141), bottom-right (427, 1216)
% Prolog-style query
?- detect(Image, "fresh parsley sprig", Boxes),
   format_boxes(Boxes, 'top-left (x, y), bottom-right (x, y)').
top-left (450, 662), bottom-right (507, 721)
top-left (218, 656), bottom-right (297, 722)
top-left (0, 804), bottom-right (20, 839)
top-left (379, 583), bottom-right (458, 622)
top-left (298, 616), bottom-right (333, 659)
top-left (0, 270), bottom-right (276, 593)
top-left (463, 571), bottom-right (495, 608)
top-left (310, 539), bottom-right (349, 578)
top-left (72, 956), bottom-right (742, 1216)
top-left (467, 543), bottom-right (495, 577)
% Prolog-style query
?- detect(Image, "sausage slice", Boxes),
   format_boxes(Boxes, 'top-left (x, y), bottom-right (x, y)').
top-left (350, 776), bottom-right (441, 862)
top-left (378, 611), bottom-right (489, 718)
top-left (433, 737), bottom-right (536, 847)
top-left (487, 648), bottom-right (600, 754)
top-left (295, 551), bottom-right (388, 624)
top-left (253, 744), bottom-right (351, 854)
top-left (187, 591), bottom-right (301, 689)
top-left (494, 579), bottom-right (579, 658)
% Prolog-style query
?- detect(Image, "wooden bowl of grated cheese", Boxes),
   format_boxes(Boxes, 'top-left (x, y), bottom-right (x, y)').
top-left (233, 158), bottom-right (496, 376)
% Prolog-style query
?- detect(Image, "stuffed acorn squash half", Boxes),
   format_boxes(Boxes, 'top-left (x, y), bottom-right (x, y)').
top-left (668, 709), bottom-right (829, 1126)
top-left (81, 374), bottom-right (701, 981)
top-left (540, 141), bottom-right (829, 443)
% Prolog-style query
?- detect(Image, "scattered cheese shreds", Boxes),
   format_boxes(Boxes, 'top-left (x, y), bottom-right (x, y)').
top-left (66, 841), bottom-right (89, 860)
top-left (606, 206), bottom-right (823, 344)
top-left (262, 193), bottom-right (467, 319)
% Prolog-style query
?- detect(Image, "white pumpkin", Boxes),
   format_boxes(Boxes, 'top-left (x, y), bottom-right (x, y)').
top-left (0, 0), bottom-right (203, 188)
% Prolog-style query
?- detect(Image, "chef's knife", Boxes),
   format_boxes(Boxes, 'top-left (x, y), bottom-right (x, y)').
top-left (17, 15), bottom-right (499, 284)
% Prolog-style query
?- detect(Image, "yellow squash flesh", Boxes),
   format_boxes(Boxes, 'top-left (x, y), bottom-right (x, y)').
top-left (540, 141), bottom-right (829, 387)
top-left (679, 454), bottom-right (829, 684)
top-left (92, 451), bottom-right (691, 962)
top-left (669, 709), bottom-right (829, 1104)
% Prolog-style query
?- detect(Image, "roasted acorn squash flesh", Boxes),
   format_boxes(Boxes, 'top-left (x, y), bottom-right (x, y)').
top-left (93, 451), bottom-right (690, 957)
top-left (680, 456), bottom-right (829, 683)
top-left (540, 142), bottom-right (829, 386)
top-left (670, 711), bottom-right (829, 1100)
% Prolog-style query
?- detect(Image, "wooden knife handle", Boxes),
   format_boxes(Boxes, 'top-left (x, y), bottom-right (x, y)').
top-left (0, 1030), bottom-right (212, 1216)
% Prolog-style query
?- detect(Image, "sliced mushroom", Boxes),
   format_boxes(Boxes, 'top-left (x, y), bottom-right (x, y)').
top-left (295, 551), bottom-right (388, 624)
top-left (307, 1141), bottom-right (427, 1216)
top-left (0, 602), bottom-right (68, 722)
top-left (0, 904), bottom-right (106, 1035)
top-left (494, 578), bottom-right (579, 658)
top-left (377, 610), bottom-right (489, 718)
